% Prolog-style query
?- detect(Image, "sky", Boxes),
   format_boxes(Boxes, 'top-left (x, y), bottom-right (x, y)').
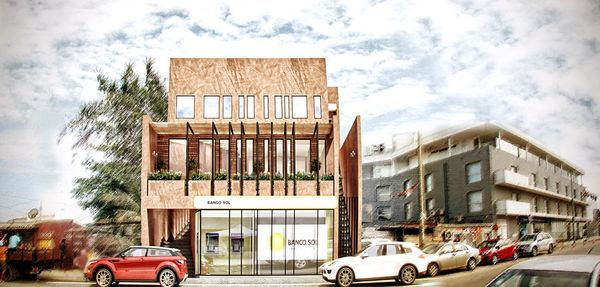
top-left (0, 0), bottom-right (599, 223)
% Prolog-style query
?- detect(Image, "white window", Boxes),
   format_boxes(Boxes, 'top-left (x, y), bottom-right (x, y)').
top-left (425, 173), bottom-right (433, 192)
top-left (223, 95), bottom-right (232, 119)
top-left (376, 186), bottom-right (391, 202)
top-left (263, 139), bottom-right (269, 172)
top-left (404, 202), bottom-right (412, 219)
top-left (373, 164), bottom-right (392, 178)
top-left (530, 173), bottom-right (537, 187)
top-left (467, 191), bottom-right (483, 213)
top-left (292, 96), bottom-right (308, 118)
top-left (176, 95), bottom-right (195, 118)
top-left (284, 96), bottom-right (290, 118)
top-left (246, 139), bottom-right (253, 175)
top-left (543, 177), bottom-right (549, 190)
top-left (275, 96), bottom-right (282, 119)
top-left (403, 179), bottom-right (414, 191)
top-left (426, 198), bottom-right (434, 213)
top-left (247, 96), bottom-right (255, 119)
top-left (466, 161), bottom-right (482, 184)
top-left (203, 96), bottom-right (219, 119)
top-left (377, 206), bottom-right (392, 221)
top-left (263, 96), bottom-right (269, 119)
top-left (238, 96), bottom-right (245, 119)
top-left (314, 95), bottom-right (322, 118)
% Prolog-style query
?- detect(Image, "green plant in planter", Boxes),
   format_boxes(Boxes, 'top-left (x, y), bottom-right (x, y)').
top-left (190, 171), bottom-right (210, 180)
top-left (232, 173), bottom-right (240, 180)
top-left (259, 172), bottom-right (271, 180)
top-left (274, 172), bottom-right (284, 180)
top-left (148, 170), bottom-right (182, 180)
top-left (244, 173), bottom-right (256, 180)
top-left (310, 159), bottom-right (321, 176)
top-left (214, 170), bottom-right (228, 180)
top-left (320, 173), bottom-right (334, 181)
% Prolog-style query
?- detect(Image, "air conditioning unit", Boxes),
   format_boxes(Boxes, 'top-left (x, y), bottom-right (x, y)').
top-left (371, 143), bottom-right (385, 153)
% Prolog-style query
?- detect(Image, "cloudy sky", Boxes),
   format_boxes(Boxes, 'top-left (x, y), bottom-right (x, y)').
top-left (1, 0), bottom-right (599, 222)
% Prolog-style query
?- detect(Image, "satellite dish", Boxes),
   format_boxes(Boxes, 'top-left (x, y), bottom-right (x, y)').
top-left (28, 208), bottom-right (39, 219)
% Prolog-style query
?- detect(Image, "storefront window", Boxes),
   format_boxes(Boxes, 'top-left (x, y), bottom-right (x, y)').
top-left (198, 209), bottom-right (333, 276)
top-left (295, 140), bottom-right (310, 173)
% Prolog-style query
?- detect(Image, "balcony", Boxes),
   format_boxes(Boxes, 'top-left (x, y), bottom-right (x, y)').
top-left (149, 179), bottom-right (334, 197)
top-left (494, 170), bottom-right (586, 205)
top-left (495, 200), bottom-right (587, 221)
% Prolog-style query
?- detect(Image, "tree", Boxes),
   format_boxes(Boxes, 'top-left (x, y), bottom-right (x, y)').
top-left (60, 58), bottom-right (167, 255)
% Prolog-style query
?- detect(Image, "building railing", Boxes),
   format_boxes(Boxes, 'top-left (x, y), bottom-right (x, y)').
top-left (493, 170), bottom-right (587, 205)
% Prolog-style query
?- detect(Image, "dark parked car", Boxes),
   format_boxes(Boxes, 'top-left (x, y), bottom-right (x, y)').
top-left (84, 246), bottom-right (188, 287)
top-left (486, 255), bottom-right (600, 287)
top-left (478, 239), bottom-right (518, 264)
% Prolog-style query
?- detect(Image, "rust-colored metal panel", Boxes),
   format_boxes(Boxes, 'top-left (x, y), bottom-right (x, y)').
top-left (339, 116), bottom-right (362, 255)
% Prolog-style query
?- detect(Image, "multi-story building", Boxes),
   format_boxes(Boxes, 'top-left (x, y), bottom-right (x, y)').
top-left (362, 123), bottom-right (589, 243)
top-left (140, 58), bottom-right (362, 276)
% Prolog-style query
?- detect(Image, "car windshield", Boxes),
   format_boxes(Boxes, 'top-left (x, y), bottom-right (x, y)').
top-left (422, 244), bottom-right (442, 254)
top-left (488, 269), bottom-right (590, 287)
top-left (478, 241), bottom-right (498, 248)
top-left (520, 234), bottom-right (537, 241)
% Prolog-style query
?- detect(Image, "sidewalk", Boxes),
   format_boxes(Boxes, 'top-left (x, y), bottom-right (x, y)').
top-left (556, 236), bottom-right (600, 250)
top-left (182, 275), bottom-right (326, 286)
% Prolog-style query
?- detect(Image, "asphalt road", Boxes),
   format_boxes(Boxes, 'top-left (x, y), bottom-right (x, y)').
top-left (3, 239), bottom-right (599, 287)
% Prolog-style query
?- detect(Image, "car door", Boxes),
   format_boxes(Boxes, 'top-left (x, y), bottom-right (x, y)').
top-left (496, 240), bottom-right (507, 260)
top-left (437, 244), bottom-right (456, 270)
top-left (383, 244), bottom-right (406, 278)
top-left (536, 234), bottom-right (547, 251)
top-left (356, 244), bottom-right (386, 279)
top-left (112, 247), bottom-right (147, 281)
top-left (452, 243), bottom-right (470, 269)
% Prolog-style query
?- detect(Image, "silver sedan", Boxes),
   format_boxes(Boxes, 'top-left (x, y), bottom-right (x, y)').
top-left (421, 242), bottom-right (481, 277)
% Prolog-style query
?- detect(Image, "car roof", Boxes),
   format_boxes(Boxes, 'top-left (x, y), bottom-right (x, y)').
top-left (129, 245), bottom-right (180, 252)
top-left (509, 255), bottom-right (600, 273)
top-left (371, 241), bottom-right (417, 246)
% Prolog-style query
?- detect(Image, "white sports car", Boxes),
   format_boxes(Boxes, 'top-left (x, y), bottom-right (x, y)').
top-left (320, 242), bottom-right (428, 286)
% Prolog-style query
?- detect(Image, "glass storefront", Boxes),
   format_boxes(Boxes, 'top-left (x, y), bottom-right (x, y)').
top-left (197, 209), bottom-right (334, 275)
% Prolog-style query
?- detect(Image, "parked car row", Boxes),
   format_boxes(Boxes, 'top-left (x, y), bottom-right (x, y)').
top-left (320, 232), bottom-right (557, 286)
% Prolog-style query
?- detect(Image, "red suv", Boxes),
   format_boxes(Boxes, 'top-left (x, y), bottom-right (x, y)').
top-left (85, 246), bottom-right (188, 287)
top-left (478, 239), bottom-right (518, 265)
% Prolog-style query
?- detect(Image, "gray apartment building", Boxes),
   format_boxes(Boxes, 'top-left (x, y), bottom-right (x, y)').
top-left (362, 123), bottom-right (589, 243)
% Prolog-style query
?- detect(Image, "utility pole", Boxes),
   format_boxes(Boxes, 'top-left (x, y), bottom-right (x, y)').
top-left (418, 131), bottom-right (426, 248)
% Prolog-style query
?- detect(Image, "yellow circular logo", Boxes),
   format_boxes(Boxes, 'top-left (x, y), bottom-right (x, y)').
top-left (270, 232), bottom-right (285, 252)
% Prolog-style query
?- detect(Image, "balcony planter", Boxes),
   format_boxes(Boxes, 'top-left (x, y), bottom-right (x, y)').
top-left (214, 181), bottom-right (228, 196)
top-left (230, 181), bottom-right (241, 196)
top-left (258, 180), bottom-right (271, 196)
top-left (243, 181), bottom-right (257, 196)
top-left (189, 181), bottom-right (210, 196)
top-left (296, 181), bottom-right (318, 196)
top-left (273, 181), bottom-right (286, 196)
top-left (148, 180), bottom-right (185, 196)
top-left (320, 180), bottom-right (334, 196)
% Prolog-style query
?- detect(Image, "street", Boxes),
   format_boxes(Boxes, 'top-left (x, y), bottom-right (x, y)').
top-left (2, 239), bottom-right (599, 287)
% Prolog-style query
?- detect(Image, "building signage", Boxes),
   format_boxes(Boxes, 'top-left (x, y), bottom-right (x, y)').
top-left (257, 223), bottom-right (328, 261)
top-left (194, 196), bottom-right (337, 210)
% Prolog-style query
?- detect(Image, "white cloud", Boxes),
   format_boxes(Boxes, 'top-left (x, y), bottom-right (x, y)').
top-left (1, 0), bottom-right (599, 220)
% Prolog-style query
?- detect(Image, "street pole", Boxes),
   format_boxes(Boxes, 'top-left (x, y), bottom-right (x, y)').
top-left (418, 131), bottom-right (426, 248)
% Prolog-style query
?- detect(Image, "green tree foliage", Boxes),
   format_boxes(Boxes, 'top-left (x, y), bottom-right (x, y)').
top-left (60, 59), bottom-right (167, 255)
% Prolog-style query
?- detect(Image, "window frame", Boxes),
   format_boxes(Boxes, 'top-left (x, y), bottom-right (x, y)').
top-left (425, 173), bottom-right (433, 192)
top-left (467, 190), bottom-right (483, 213)
top-left (291, 95), bottom-right (308, 119)
top-left (313, 95), bottom-right (322, 119)
top-left (466, 161), bottom-right (482, 184)
top-left (203, 95), bottom-right (220, 119)
top-left (275, 96), bottom-right (283, 119)
top-left (263, 95), bottom-right (269, 119)
top-left (176, 95), bottom-right (195, 119)
top-left (223, 95), bottom-right (232, 119)
top-left (238, 96), bottom-right (245, 119)
top-left (247, 95), bottom-right (255, 119)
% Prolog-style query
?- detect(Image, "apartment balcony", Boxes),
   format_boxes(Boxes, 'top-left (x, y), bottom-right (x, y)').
top-left (148, 179), bottom-right (334, 197)
top-left (493, 170), bottom-right (587, 205)
top-left (496, 200), bottom-right (587, 222)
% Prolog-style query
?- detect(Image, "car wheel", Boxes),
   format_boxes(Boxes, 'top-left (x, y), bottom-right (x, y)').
top-left (427, 263), bottom-right (440, 277)
top-left (399, 265), bottom-right (417, 285)
top-left (294, 259), bottom-right (307, 269)
top-left (531, 247), bottom-right (538, 257)
top-left (548, 244), bottom-right (554, 254)
top-left (512, 252), bottom-right (518, 260)
top-left (158, 268), bottom-right (177, 287)
top-left (491, 255), bottom-right (499, 265)
top-left (336, 267), bottom-right (354, 287)
top-left (94, 268), bottom-right (113, 287)
top-left (467, 258), bottom-right (477, 271)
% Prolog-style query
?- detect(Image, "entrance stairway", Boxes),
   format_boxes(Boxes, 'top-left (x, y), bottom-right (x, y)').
top-left (162, 224), bottom-right (194, 275)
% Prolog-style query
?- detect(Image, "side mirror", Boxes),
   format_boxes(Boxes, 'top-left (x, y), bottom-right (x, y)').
top-left (361, 253), bottom-right (369, 259)
top-left (120, 252), bottom-right (126, 258)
